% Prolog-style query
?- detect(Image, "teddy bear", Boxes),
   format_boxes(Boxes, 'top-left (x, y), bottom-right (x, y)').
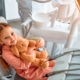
top-left (11, 36), bottom-right (49, 68)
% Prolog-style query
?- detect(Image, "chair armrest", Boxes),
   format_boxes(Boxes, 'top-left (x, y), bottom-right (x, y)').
top-left (0, 76), bottom-right (10, 80)
top-left (27, 36), bottom-right (43, 41)
top-left (21, 17), bottom-right (32, 38)
top-left (21, 17), bottom-right (44, 42)
top-left (0, 17), bottom-right (7, 23)
top-left (0, 74), bottom-right (13, 80)
top-left (21, 17), bottom-right (32, 27)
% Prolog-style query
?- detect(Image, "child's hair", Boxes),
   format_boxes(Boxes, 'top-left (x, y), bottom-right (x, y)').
top-left (0, 23), bottom-right (11, 72)
top-left (0, 22), bottom-right (11, 35)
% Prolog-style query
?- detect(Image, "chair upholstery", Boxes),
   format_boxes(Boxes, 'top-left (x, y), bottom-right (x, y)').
top-left (14, 73), bottom-right (25, 80)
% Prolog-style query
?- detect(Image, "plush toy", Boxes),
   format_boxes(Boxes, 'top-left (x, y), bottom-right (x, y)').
top-left (11, 37), bottom-right (49, 68)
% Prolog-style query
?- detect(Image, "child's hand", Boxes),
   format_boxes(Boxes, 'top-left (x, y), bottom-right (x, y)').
top-left (36, 38), bottom-right (45, 49)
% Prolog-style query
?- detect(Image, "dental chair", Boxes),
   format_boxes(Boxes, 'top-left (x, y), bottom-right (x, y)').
top-left (1, 16), bottom-right (80, 80)
top-left (12, 0), bottom-right (80, 80)
top-left (16, 0), bottom-right (79, 56)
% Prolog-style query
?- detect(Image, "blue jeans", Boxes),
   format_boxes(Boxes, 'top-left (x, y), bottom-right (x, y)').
top-left (14, 73), bottom-right (25, 80)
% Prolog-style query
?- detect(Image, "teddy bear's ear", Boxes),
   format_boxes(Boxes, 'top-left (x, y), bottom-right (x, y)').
top-left (11, 46), bottom-right (20, 57)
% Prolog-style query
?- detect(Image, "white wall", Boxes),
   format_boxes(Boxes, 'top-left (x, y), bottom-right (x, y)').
top-left (4, 0), bottom-right (20, 21)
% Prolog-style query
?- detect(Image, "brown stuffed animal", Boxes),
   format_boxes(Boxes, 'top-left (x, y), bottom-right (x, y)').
top-left (11, 37), bottom-right (49, 68)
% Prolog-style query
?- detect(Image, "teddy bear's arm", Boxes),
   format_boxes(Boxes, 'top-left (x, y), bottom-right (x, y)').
top-left (20, 52), bottom-right (35, 63)
top-left (11, 46), bottom-right (20, 57)
top-left (32, 58), bottom-right (49, 68)
top-left (28, 40), bottom-right (36, 47)
top-left (35, 50), bottom-right (48, 59)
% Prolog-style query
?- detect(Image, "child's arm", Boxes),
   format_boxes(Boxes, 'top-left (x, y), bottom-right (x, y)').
top-left (2, 46), bottom-right (31, 69)
top-left (28, 38), bottom-right (45, 49)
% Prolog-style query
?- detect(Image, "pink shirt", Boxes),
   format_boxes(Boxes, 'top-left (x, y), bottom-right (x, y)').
top-left (2, 45), bottom-right (55, 80)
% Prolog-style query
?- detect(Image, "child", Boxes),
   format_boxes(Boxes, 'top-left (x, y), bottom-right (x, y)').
top-left (0, 23), bottom-right (55, 80)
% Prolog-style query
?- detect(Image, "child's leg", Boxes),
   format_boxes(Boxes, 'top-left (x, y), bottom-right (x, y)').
top-left (28, 60), bottom-right (55, 80)
top-left (14, 60), bottom-right (55, 80)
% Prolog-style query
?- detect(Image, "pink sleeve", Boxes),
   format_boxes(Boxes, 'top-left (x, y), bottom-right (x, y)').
top-left (2, 46), bottom-right (31, 69)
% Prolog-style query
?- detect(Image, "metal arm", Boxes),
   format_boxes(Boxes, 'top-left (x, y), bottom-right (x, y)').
top-left (65, 16), bottom-right (80, 48)
top-left (21, 17), bottom-right (32, 38)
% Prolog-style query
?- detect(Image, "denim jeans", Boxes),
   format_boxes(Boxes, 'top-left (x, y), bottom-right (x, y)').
top-left (14, 73), bottom-right (25, 80)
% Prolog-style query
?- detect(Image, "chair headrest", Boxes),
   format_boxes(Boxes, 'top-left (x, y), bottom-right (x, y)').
top-left (0, 17), bottom-right (7, 23)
